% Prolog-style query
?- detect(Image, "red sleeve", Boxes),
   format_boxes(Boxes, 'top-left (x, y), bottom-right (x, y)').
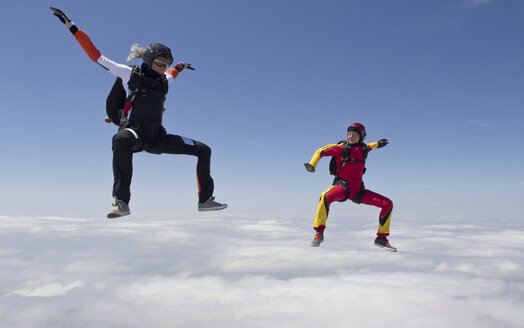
top-left (74, 29), bottom-right (102, 62)
top-left (320, 144), bottom-right (343, 157)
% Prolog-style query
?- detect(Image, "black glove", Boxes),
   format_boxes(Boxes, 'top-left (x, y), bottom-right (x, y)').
top-left (304, 163), bottom-right (315, 173)
top-left (175, 62), bottom-right (195, 72)
top-left (50, 7), bottom-right (78, 35)
top-left (377, 139), bottom-right (389, 148)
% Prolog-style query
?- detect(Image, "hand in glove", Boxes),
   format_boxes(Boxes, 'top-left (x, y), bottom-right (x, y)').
top-left (304, 163), bottom-right (315, 173)
top-left (175, 62), bottom-right (195, 72)
top-left (50, 7), bottom-right (78, 34)
top-left (377, 139), bottom-right (389, 148)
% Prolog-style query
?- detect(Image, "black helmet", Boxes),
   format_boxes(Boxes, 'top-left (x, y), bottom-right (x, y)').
top-left (347, 123), bottom-right (366, 141)
top-left (142, 43), bottom-right (174, 68)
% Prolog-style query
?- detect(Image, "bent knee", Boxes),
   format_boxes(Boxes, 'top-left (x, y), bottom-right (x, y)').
top-left (196, 142), bottom-right (211, 158)
top-left (383, 197), bottom-right (393, 210)
top-left (112, 130), bottom-right (137, 147)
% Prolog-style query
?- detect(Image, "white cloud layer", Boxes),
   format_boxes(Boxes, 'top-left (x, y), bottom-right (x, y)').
top-left (0, 213), bottom-right (523, 328)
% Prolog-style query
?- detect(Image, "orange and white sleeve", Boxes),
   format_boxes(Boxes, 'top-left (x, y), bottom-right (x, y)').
top-left (73, 29), bottom-right (101, 62)
top-left (164, 67), bottom-right (180, 83)
top-left (73, 29), bottom-right (132, 83)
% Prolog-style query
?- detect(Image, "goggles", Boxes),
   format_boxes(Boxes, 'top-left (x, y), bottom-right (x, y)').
top-left (153, 58), bottom-right (170, 69)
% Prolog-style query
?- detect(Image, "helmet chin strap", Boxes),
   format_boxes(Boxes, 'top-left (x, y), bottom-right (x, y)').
top-left (141, 62), bottom-right (163, 77)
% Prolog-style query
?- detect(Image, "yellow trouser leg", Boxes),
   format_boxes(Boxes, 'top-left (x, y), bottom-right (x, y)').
top-left (377, 209), bottom-right (392, 235)
top-left (314, 186), bottom-right (335, 228)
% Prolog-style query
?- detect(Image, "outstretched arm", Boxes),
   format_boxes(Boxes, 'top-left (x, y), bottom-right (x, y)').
top-left (165, 66), bottom-right (181, 82)
top-left (165, 63), bottom-right (195, 83)
top-left (51, 7), bottom-right (132, 81)
top-left (51, 7), bottom-right (101, 62)
top-left (366, 139), bottom-right (388, 152)
top-left (304, 143), bottom-right (342, 173)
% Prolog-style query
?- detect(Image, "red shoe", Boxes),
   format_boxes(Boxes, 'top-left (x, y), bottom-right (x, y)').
top-left (310, 230), bottom-right (324, 247)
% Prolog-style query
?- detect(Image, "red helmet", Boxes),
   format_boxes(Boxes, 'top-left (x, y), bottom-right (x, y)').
top-left (347, 123), bottom-right (366, 141)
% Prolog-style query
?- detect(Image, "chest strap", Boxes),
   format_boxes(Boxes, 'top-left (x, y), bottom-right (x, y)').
top-left (336, 143), bottom-right (368, 172)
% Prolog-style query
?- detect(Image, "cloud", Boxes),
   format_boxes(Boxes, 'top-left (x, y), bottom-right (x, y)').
top-left (0, 214), bottom-right (523, 327)
top-left (469, 120), bottom-right (494, 128)
top-left (464, 0), bottom-right (495, 8)
top-left (11, 281), bottom-right (84, 298)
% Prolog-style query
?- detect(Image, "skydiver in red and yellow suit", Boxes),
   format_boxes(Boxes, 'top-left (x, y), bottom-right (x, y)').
top-left (304, 123), bottom-right (397, 251)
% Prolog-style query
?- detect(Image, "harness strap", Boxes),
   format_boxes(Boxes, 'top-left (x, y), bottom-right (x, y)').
top-left (332, 143), bottom-right (368, 204)
top-left (122, 67), bottom-right (143, 118)
top-left (333, 179), bottom-right (366, 204)
top-left (122, 92), bottom-right (137, 117)
top-left (334, 179), bottom-right (350, 201)
top-left (336, 143), bottom-right (367, 173)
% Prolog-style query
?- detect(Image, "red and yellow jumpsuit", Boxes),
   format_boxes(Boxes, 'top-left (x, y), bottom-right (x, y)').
top-left (307, 142), bottom-right (393, 237)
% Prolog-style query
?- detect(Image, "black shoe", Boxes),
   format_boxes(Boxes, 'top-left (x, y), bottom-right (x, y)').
top-left (374, 236), bottom-right (397, 252)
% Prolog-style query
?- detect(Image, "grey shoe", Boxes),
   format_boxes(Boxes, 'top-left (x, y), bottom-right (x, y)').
top-left (107, 197), bottom-right (130, 218)
top-left (374, 236), bottom-right (397, 252)
top-left (310, 230), bottom-right (324, 247)
top-left (198, 196), bottom-right (227, 211)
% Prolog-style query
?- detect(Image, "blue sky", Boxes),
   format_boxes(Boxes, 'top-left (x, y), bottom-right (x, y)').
top-left (0, 0), bottom-right (523, 219)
